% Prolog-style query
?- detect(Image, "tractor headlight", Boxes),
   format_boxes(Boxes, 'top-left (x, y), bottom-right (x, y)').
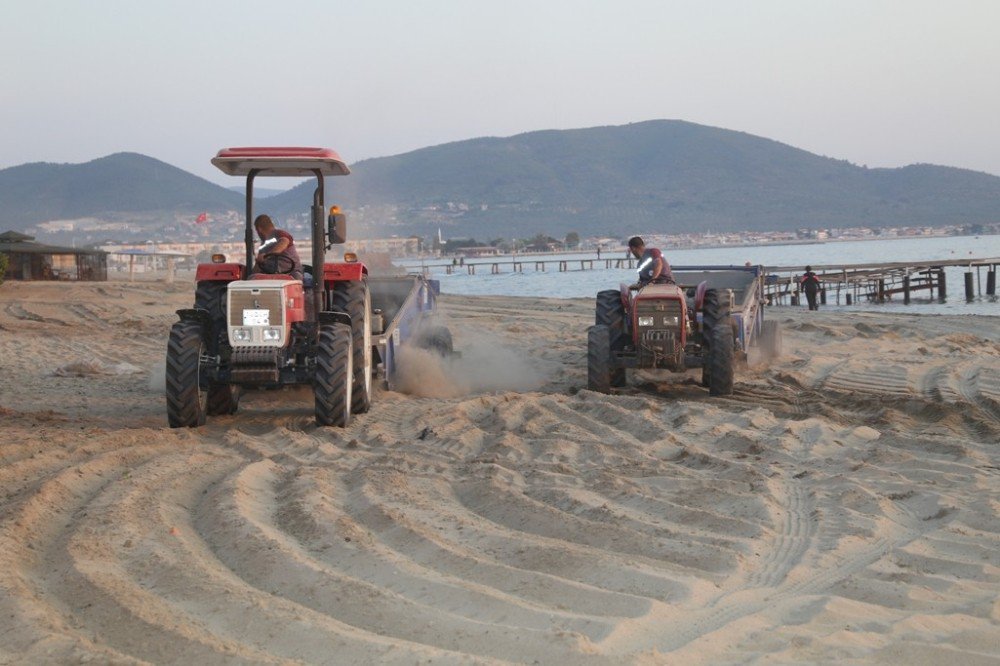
top-left (638, 316), bottom-right (655, 327)
top-left (663, 316), bottom-right (680, 326)
top-left (262, 327), bottom-right (282, 341)
top-left (232, 328), bottom-right (252, 342)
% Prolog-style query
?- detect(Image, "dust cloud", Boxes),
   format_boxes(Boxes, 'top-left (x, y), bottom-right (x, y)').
top-left (395, 334), bottom-right (546, 398)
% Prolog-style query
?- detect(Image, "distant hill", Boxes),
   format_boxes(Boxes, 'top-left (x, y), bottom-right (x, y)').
top-left (0, 153), bottom-right (242, 228)
top-left (268, 120), bottom-right (1000, 238)
top-left (4, 122), bottom-right (1000, 243)
top-left (227, 185), bottom-right (288, 199)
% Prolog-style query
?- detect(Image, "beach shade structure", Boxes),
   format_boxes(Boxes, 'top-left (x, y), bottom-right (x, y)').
top-left (0, 231), bottom-right (107, 281)
top-left (107, 248), bottom-right (193, 283)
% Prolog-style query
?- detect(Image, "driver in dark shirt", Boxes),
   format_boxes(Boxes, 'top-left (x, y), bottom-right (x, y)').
top-left (253, 214), bottom-right (303, 280)
top-left (628, 236), bottom-right (674, 288)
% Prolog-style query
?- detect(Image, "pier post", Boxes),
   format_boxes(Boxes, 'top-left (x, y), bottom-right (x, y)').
top-left (846, 293), bottom-right (853, 305)
top-left (903, 275), bottom-right (911, 304)
top-left (987, 269), bottom-right (996, 296)
top-left (965, 271), bottom-right (975, 301)
top-left (820, 288), bottom-right (827, 305)
top-left (877, 279), bottom-right (886, 303)
top-left (937, 268), bottom-right (946, 301)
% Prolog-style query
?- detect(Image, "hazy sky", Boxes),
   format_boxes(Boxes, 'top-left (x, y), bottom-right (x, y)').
top-left (2, 0), bottom-right (999, 185)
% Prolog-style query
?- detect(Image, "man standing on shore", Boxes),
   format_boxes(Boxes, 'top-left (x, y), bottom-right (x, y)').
top-left (800, 265), bottom-right (821, 310)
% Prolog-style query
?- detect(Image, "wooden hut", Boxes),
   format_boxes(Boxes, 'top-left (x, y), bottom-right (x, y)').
top-left (0, 231), bottom-right (108, 281)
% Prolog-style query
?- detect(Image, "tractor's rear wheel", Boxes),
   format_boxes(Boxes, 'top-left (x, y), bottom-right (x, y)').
top-left (166, 321), bottom-right (207, 427)
top-left (330, 280), bottom-right (372, 414)
top-left (195, 281), bottom-right (227, 320)
top-left (206, 383), bottom-right (240, 415)
top-left (314, 323), bottom-right (353, 427)
top-left (587, 324), bottom-right (613, 393)
top-left (195, 281), bottom-right (227, 352)
top-left (708, 318), bottom-right (735, 395)
top-left (703, 289), bottom-right (734, 396)
top-left (595, 290), bottom-right (627, 387)
top-left (760, 319), bottom-right (782, 361)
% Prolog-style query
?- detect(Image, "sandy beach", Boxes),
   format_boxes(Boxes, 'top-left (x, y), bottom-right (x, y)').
top-left (1, 278), bottom-right (998, 664)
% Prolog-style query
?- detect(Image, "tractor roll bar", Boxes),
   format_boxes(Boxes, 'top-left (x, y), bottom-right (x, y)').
top-left (244, 168), bottom-right (327, 337)
top-left (310, 169), bottom-right (324, 325)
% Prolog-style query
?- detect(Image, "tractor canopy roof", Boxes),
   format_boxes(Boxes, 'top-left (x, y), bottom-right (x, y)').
top-left (211, 147), bottom-right (350, 177)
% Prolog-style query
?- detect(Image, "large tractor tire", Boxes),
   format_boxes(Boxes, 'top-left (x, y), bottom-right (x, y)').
top-left (206, 383), bottom-right (240, 415)
top-left (595, 290), bottom-right (627, 387)
top-left (195, 281), bottom-right (228, 353)
top-left (760, 319), bottom-right (782, 361)
top-left (703, 289), bottom-right (734, 396)
top-left (314, 323), bottom-right (353, 427)
top-left (329, 280), bottom-right (373, 414)
top-left (587, 324), bottom-right (613, 393)
top-left (194, 281), bottom-right (227, 320)
top-left (166, 321), bottom-right (207, 428)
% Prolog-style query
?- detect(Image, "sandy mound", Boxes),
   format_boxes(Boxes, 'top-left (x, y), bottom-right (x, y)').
top-left (1, 279), bottom-right (998, 663)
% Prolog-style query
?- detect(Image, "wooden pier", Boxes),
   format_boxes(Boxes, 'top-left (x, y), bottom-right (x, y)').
top-left (762, 258), bottom-right (1000, 306)
top-left (414, 253), bottom-right (999, 306)
top-left (434, 255), bottom-right (638, 275)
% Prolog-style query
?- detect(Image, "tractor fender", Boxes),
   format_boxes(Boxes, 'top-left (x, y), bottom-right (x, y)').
top-left (322, 262), bottom-right (368, 283)
top-left (619, 283), bottom-right (631, 312)
top-left (318, 311), bottom-right (352, 328)
top-left (175, 308), bottom-right (214, 345)
top-left (196, 263), bottom-right (244, 282)
top-left (694, 281), bottom-right (709, 312)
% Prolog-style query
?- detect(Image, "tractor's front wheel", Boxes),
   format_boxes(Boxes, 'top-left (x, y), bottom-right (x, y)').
top-left (166, 321), bottom-right (208, 428)
top-left (595, 290), bottom-right (627, 387)
top-left (314, 323), bottom-right (353, 427)
top-left (587, 324), bottom-right (613, 393)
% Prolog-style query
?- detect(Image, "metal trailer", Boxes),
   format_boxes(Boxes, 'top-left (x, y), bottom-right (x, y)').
top-left (166, 147), bottom-right (450, 428)
top-left (669, 264), bottom-right (771, 358)
top-left (368, 275), bottom-right (449, 391)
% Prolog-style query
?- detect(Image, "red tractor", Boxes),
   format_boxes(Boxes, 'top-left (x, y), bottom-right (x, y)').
top-left (587, 265), bottom-right (780, 395)
top-left (166, 147), bottom-right (371, 428)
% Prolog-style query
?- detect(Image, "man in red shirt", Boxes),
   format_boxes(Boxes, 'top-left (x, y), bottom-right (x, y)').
top-left (628, 236), bottom-right (674, 287)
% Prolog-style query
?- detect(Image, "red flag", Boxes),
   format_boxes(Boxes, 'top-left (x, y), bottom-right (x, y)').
top-left (195, 212), bottom-right (208, 224)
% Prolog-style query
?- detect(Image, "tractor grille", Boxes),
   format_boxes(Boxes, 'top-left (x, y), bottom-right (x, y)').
top-left (229, 289), bottom-right (284, 327)
top-left (635, 299), bottom-right (683, 324)
top-left (230, 346), bottom-right (282, 383)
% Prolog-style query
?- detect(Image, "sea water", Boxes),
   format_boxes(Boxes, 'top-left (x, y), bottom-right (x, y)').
top-left (404, 234), bottom-right (1000, 316)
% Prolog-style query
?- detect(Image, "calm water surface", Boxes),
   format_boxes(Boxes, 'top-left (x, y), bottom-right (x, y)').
top-left (405, 235), bottom-right (1000, 316)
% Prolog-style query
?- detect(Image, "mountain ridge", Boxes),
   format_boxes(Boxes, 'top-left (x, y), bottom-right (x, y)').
top-left (3, 120), bottom-right (1000, 241)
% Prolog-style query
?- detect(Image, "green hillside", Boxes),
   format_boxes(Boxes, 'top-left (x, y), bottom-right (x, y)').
top-left (0, 153), bottom-right (242, 227)
top-left (269, 120), bottom-right (1000, 238)
top-left (4, 121), bottom-right (1000, 242)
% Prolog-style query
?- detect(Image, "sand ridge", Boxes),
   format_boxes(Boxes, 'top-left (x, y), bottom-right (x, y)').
top-left (1, 280), bottom-right (998, 664)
